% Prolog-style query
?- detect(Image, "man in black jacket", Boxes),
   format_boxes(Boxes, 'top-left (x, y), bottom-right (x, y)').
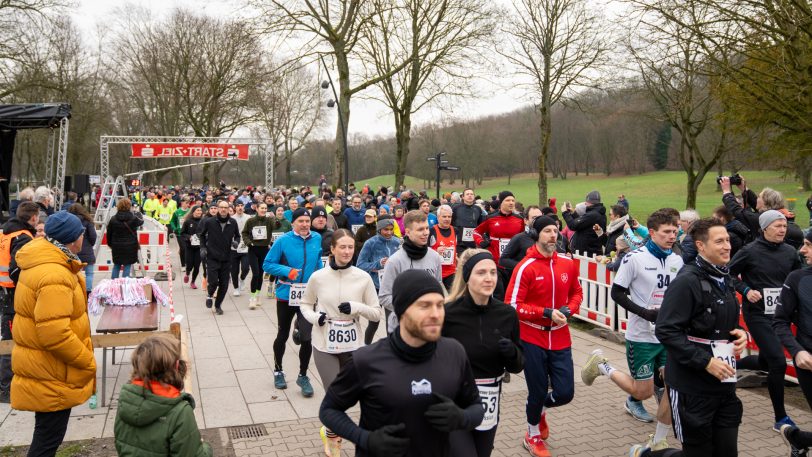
top-left (728, 209), bottom-right (801, 431)
top-left (561, 190), bottom-right (606, 257)
top-left (0, 202), bottom-right (39, 403)
top-left (198, 200), bottom-right (240, 315)
top-left (452, 188), bottom-right (485, 253)
top-left (633, 218), bottom-right (747, 457)
top-left (320, 269), bottom-right (484, 457)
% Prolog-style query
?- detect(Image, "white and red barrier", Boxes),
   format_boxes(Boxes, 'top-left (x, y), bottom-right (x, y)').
top-left (95, 216), bottom-right (168, 273)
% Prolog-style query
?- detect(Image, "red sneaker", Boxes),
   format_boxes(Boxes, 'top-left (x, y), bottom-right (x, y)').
top-left (523, 433), bottom-right (551, 457)
top-left (539, 413), bottom-right (549, 440)
top-left (190, 282), bottom-right (197, 290)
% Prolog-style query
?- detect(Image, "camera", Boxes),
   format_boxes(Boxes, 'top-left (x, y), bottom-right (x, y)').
top-left (716, 173), bottom-right (742, 186)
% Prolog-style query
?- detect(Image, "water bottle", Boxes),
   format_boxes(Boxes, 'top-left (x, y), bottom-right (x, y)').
top-left (89, 393), bottom-right (97, 409)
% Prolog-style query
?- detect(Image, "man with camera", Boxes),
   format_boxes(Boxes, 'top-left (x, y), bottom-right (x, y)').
top-left (720, 175), bottom-right (803, 248)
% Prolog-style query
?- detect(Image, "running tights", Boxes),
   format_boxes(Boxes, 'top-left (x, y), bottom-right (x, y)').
top-left (737, 311), bottom-right (787, 421)
top-left (273, 300), bottom-right (312, 376)
top-left (248, 246), bottom-right (269, 293)
top-left (185, 246), bottom-right (201, 284)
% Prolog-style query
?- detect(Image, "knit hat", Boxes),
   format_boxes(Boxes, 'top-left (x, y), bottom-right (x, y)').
top-left (532, 215), bottom-right (558, 234)
top-left (498, 191), bottom-right (514, 202)
top-left (377, 218), bottom-right (395, 232)
top-left (759, 209), bottom-right (786, 231)
top-left (45, 211), bottom-right (84, 244)
top-left (311, 206), bottom-right (328, 220)
top-left (291, 208), bottom-right (310, 223)
top-left (392, 270), bottom-right (445, 319)
top-left (586, 190), bottom-right (601, 204)
top-left (365, 209), bottom-right (377, 217)
top-left (805, 229), bottom-right (812, 244)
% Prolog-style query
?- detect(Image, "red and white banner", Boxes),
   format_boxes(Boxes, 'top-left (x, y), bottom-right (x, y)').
top-left (131, 143), bottom-right (249, 160)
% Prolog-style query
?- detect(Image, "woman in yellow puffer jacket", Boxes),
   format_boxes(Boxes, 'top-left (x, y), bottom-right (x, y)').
top-left (11, 211), bottom-right (95, 456)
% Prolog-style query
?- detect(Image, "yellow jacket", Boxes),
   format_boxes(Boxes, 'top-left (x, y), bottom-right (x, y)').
top-left (11, 237), bottom-right (95, 412)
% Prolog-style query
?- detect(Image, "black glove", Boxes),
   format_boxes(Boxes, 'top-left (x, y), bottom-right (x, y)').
top-left (231, 240), bottom-right (239, 249)
top-left (367, 423), bottom-right (409, 457)
top-left (639, 308), bottom-right (658, 323)
top-left (559, 306), bottom-right (572, 318)
top-left (424, 393), bottom-right (467, 432)
top-left (318, 312), bottom-right (327, 327)
top-left (497, 337), bottom-right (517, 359)
top-left (338, 302), bottom-right (352, 314)
top-left (479, 235), bottom-right (491, 248)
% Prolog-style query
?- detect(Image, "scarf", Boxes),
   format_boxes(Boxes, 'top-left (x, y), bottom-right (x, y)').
top-left (216, 214), bottom-right (230, 223)
top-left (695, 254), bottom-right (730, 279)
top-left (388, 326), bottom-right (437, 363)
top-left (645, 239), bottom-right (672, 260)
top-left (402, 236), bottom-right (428, 260)
top-left (46, 236), bottom-right (81, 263)
top-left (607, 215), bottom-right (629, 234)
top-left (329, 256), bottom-right (351, 270)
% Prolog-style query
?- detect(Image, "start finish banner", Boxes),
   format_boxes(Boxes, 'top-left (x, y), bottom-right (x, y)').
top-left (131, 143), bottom-right (249, 160)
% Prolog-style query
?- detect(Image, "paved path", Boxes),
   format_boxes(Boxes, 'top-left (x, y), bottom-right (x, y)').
top-left (0, 239), bottom-right (809, 456)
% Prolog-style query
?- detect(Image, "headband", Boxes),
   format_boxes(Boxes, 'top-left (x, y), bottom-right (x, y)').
top-left (463, 252), bottom-right (495, 282)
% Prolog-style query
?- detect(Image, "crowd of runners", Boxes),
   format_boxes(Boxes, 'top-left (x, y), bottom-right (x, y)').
top-left (4, 174), bottom-right (812, 456)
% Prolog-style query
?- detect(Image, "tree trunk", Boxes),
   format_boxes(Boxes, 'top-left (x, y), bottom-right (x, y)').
top-left (285, 153), bottom-right (292, 187)
top-left (537, 106), bottom-right (551, 206)
top-left (333, 47), bottom-right (352, 190)
top-left (799, 158), bottom-right (811, 191)
top-left (394, 113), bottom-right (411, 191)
top-left (686, 171), bottom-right (698, 209)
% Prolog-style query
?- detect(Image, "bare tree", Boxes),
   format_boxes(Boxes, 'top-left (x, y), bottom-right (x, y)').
top-left (359, 0), bottom-right (497, 189)
top-left (502, 0), bottom-right (610, 205)
top-left (253, 0), bottom-right (412, 189)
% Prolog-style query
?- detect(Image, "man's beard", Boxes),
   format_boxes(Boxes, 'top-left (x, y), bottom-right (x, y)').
top-left (402, 313), bottom-right (441, 343)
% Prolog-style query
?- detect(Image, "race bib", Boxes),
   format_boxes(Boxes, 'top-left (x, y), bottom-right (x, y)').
top-left (351, 224), bottom-right (363, 235)
top-left (288, 283), bottom-right (306, 307)
top-left (190, 234), bottom-right (200, 246)
top-left (322, 256), bottom-right (329, 268)
top-left (476, 383), bottom-right (500, 431)
top-left (711, 341), bottom-right (737, 383)
top-left (498, 238), bottom-right (509, 255)
top-left (462, 228), bottom-right (475, 242)
top-left (159, 212), bottom-right (170, 220)
top-left (440, 247), bottom-right (455, 266)
top-left (325, 319), bottom-right (360, 353)
top-left (236, 242), bottom-right (248, 253)
top-left (763, 287), bottom-right (781, 315)
top-left (252, 226), bottom-right (267, 240)
top-left (272, 232), bottom-right (283, 243)
top-left (648, 306), bottom-right (660, 334)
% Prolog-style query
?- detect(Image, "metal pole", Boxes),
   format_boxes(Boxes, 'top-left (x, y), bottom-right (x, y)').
top-left (435, 152), bottom-right (441, 200)
top-left (320, 55), bottom-right (350, 193)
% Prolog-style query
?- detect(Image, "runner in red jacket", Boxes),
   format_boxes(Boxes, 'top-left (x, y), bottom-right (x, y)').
top-left (473, 191), bottom-right (525, 300)
top-left (505, 215), bottom-right (583, 457)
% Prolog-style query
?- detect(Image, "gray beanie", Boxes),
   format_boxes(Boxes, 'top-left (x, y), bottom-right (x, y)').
top-left (377, 218), bottom-right (395, 232)
top-left (586, 190), bottom-right (601, 204)
top-left (759, 209), bottom-right (786, 231)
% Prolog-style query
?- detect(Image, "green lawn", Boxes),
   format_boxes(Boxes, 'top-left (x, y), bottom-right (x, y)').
top-left (360, 171), bottom-right (811, 227)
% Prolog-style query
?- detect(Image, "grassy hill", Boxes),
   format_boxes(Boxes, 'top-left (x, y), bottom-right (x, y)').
top-left (359, 171), bottom-right (811, 227)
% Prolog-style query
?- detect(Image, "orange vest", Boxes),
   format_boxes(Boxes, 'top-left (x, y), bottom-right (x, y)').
top-left (431, 225), bottom-right (457, 278)
top-left (0, 230), bottom-right (29, 287)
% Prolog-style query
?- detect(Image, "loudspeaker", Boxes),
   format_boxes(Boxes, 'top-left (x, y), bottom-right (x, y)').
top-left (63, 175), bottom-right (72, 193)
top-left (74, 174), bottom-right (90, 195)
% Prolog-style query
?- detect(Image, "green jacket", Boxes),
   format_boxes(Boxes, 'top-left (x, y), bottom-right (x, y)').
top-left (115, 382), bottom-right (212, 457)
top-left (171, 208), bottom-right (189, 235)
top-left (242, 215), bottom-right (280, 247)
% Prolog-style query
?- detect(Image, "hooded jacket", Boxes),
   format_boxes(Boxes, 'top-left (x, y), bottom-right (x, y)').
top-left (114, 381), bottom-right (212, 457)
top-left (11, 238), bottom-right (95, 412)
top-left (107, 210), bottom-right (144, 265)
top-left (262, 230), bottom-right (323, 301)
top-left (504, 246), bottom-right (583, 350)
top-left (356, 234), bottom-right (402, 289)
top-left (562, 203), bottom-right (606, 257)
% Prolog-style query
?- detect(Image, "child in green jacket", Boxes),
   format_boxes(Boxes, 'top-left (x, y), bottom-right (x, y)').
top-left (115, 334), bottom-right (211, 457)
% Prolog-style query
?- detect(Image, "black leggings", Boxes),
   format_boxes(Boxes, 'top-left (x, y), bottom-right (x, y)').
top-left (230, 251), bottom-right (249, 288)
top-left (185, 245), bottom-right (201, 283)
top-left (364, 286), bottom-right (380, 345)
top-left (647, 429), bottom-right (738, 457)
top-left (738, 311), bottom-right (787, 421)
top-left (273, 300), bottom-right (312, 376)
top-left (248, 246), bottom-right (269, 293)
top-left (177, 234), bottom-right (186, 268)
top-left (28, 408), bottom-right (71, 457)
top-left (449, 427), bottom-right (498, 457)
top-left (796, 365), bottom-right (812, 411)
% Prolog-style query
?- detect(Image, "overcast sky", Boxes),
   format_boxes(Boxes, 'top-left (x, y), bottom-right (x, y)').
top-left (70, 0), bottom-right (622, 140)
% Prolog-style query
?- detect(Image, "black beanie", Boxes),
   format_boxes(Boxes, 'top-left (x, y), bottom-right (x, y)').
top-left (392, 270), bottom-right (445, 319)
top-left (291, 208), bottom-right (310, 223)
top-left (311, 206), bottom-right (328, 220)
top-left (805, 229), bottom-right (812, 245)
top-left (532, 215), bottom-right (558, 234)
top-left (498, 190), bottom-right (514, 202)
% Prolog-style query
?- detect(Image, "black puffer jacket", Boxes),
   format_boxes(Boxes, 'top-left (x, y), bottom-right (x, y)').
top-left (106, 211), bottom-right (143, 265)
top-left (562, 203), bottom-right (606, 257)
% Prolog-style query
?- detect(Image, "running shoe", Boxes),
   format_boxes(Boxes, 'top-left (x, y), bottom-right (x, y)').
top-left (239, 278), bottom-right (245, 291)
top-left (645, 433), bottom-right (669, 451)
top-left (0, 388), bottom-right (9, 404)
top-left (538, 412), bottom-right (549, 440)
top-left (274, 371), bottom-right (287, 389)
top-left (190, 282), bottom-right (197, 290)
top-left (581, 349), bottom-right (608, 386)
top-left (522, 432), bottom-right (551, 457)
top-left (205, 297), bottom-right (213, 309)
top-left (215, 307), bottom-right (223, 315)
top-left (249, 296), bottom-right (258, 310)
top-left (780, 424), bottom-right (805, 457)
top-left (320, 426), bottom-right (342, 457)
top-left (625, 396), bottom-right (654, 423)
top-left (775, 416), bottom-right (797, 433)
top-left (297, 374), bottom-right (314, 397)
top-left (233, 289), bottom-right (241, 297)
top-left (183, 274), bottom-right (189, 284)
top-left (292, 328), bottom-right (301, 345)
top-left (628, 444), bottom-right (649, 457)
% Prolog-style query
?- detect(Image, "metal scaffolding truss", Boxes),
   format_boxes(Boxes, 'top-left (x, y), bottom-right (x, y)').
top-left (51, 118), bottom-right (69, 209)
top-left (99, 135), bottom-right (275, 189)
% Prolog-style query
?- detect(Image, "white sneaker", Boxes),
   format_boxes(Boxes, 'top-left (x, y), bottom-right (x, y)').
top-left (248, 296), bottom-right (257, 310)
top-left (239, 278), bottom-right (245, 291)
top-left (233, 289), bottom-right (241, 297)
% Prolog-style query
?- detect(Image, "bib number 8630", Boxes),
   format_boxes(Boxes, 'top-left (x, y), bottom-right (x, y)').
top-left (328, 328), bottom-right (357, 343)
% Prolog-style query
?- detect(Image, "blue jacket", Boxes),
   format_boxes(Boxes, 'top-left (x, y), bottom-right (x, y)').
top-left (343, 207), bottom-right (366, 227)
top-left (263, 230), bottom-right (323, 301)
top-left (356, 234), bottom-right (402, 289)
